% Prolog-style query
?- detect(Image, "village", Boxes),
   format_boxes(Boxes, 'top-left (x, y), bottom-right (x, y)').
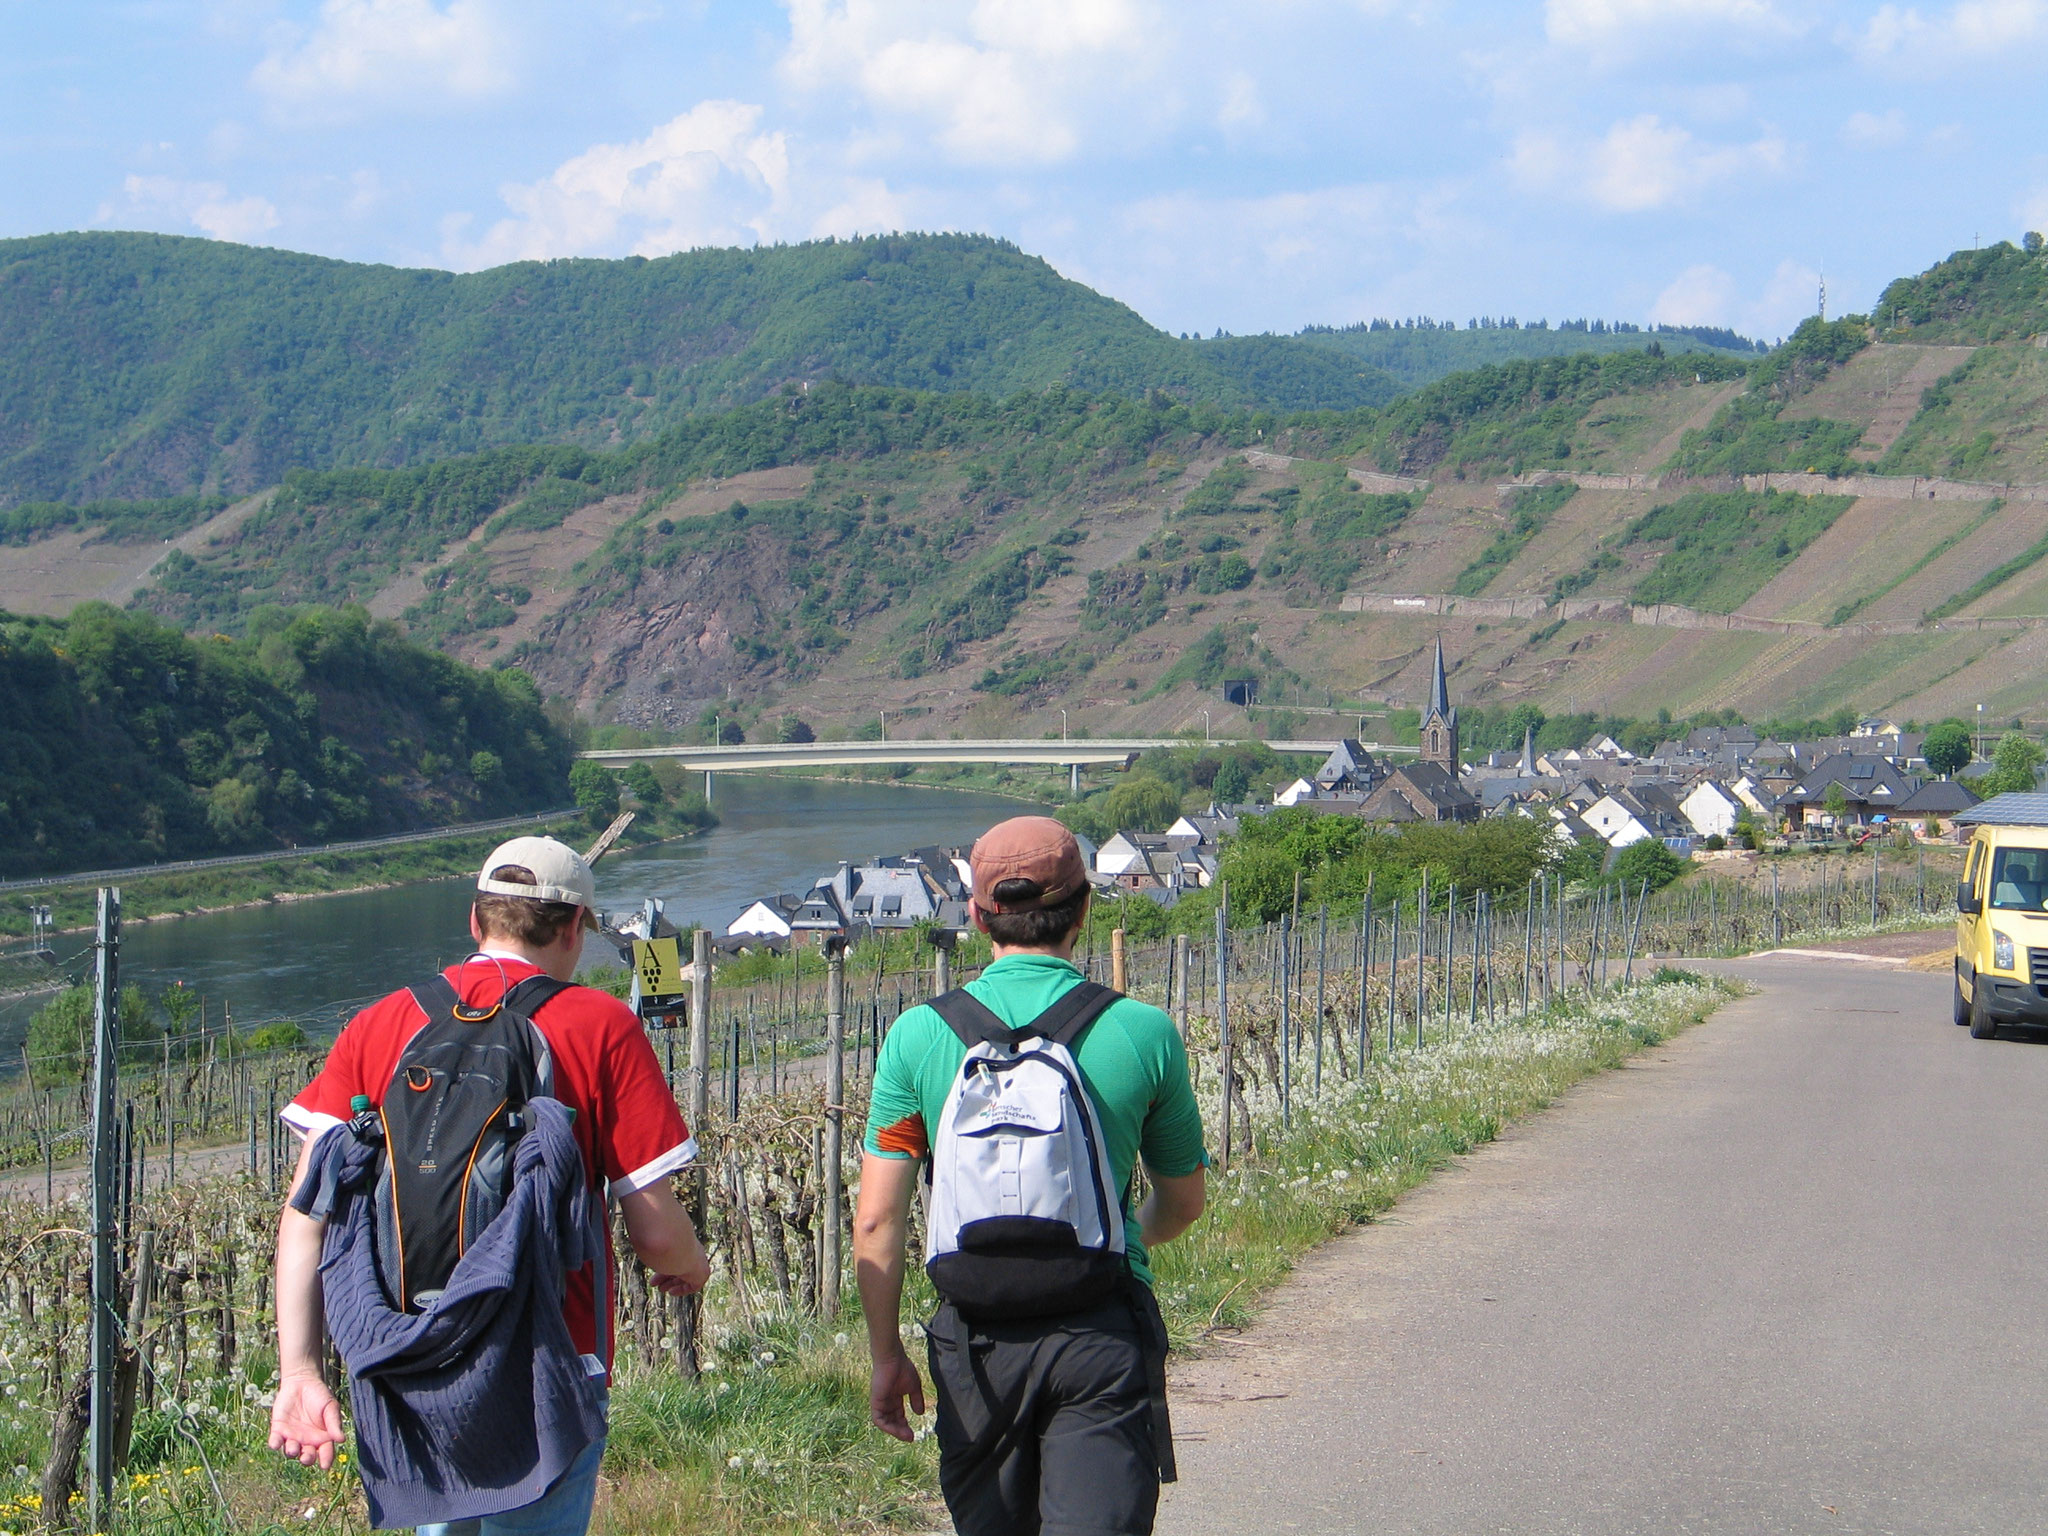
top-left (711, 640), bottom-right (1986, 951)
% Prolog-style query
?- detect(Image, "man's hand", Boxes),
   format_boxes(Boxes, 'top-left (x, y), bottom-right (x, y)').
top-left (269, 1372), bottom-right (345, 1470)
top-left (650, 1260), bottom-right (709, 1298)
top-left (869, 1349), bottom-right (926, 1442)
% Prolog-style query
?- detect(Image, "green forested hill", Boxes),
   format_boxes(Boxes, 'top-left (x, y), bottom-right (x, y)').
top-left (1274, 318), bottom-right (1764, 388)
top-left (1878, 240), bottom-right (2048, 342)
top-left (0, 230), bottom-right (1396, 505)
top-left (0, 604), bottom-right (571, 873)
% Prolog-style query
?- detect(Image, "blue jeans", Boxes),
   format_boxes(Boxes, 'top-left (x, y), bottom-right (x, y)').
top-left (414, 1429), bottom-right (607, 1536)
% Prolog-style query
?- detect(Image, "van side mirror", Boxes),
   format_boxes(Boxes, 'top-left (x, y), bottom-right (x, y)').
top-left (1957, 881), bottom-right (1982, 916)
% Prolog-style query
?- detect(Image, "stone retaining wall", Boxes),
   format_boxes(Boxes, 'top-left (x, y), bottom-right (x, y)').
top-left (1338, 591), bottom-right (2048, 636)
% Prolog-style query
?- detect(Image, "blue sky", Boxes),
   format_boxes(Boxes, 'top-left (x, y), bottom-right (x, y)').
top-left (6, 1), bottom-right (2048, 341)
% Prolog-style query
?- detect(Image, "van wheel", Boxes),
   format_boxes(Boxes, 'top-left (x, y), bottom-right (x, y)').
top-left (1954, 971), bottom-right (1970, 1027)
top-left (1969, 982), bottom-right (1999, 1040)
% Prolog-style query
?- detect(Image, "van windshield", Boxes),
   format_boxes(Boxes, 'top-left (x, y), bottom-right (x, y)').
top-left (1988, 847), bottom-right (2048, 911)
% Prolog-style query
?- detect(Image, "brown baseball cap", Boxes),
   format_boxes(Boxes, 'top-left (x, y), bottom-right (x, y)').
top-left (969, 816), bottom-right (1090, 914)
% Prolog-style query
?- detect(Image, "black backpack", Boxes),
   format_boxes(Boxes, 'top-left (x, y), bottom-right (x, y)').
top-left (365, 972), bottom-right (567, 1312)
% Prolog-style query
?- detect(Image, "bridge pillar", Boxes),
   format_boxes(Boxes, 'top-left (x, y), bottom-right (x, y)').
top-left (1070, 763), bottom-right (1081, 796)
top-left (704, 769), bottom-right (713, 802)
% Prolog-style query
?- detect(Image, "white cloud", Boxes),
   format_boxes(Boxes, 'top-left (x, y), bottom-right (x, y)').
top-left (1654, 257), bottom-right (1820, 339)
top-left (346, 168), bottom-right (385, 216)
top-left (1853, 0), bottom-right (2048, 61)
top-left (2018, 187), bottom-right (2048, 234)
top-left (1512, 114), bottom-right (1789, 211)
top-left (1650, 263), bottom-right (1740, 326)
top-left (779, 0), bottom-right (1163, 166)
top-left (1841, 108), bottom-right (1909, 146)
top-left (100, 175), bottom-right (281, 243)
top-left (252, 0), bottom-right (515, 116)
top-left (1545, 0), bottom-right (1802, 59)
top-left (445, 100), bottom-right (806, 268)
top-left (1218, 71), bottom-right (1264, 129)
top-left (1096, 180), bottom-right (1472, 334)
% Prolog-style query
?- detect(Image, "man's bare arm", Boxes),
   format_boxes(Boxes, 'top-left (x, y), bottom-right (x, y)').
top-left (619, 1179), bottom-right (711, 1295)
top-left (269, 1131), bottom-right (346, 1470)
top-left (853, 1153), bottom-right (925, 1441)
top-left (1137, 1165), bottom-right (1206, 1249)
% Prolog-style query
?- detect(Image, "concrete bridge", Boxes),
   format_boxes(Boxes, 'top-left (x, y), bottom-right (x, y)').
top-left (578, 737), bottom-right (1416, 795)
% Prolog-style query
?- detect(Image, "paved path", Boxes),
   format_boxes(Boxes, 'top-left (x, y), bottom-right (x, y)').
top-left (1160, 956), bottom-right (2048, 1535)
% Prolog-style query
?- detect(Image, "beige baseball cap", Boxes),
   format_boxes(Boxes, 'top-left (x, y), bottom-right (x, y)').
top-left (476, 836), bottom-right (600, 928)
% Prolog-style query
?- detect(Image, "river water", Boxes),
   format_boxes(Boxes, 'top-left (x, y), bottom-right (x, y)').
top-left (0, 776), bottom-right (1025, 1066)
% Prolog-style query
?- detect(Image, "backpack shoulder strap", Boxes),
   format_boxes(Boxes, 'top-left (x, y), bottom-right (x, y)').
top-left (504, 974), bottom-right (572, 1018)
top-left (1026, 981), bottom-right (1122, 1048)
top-left (927, 988), bottom-right (1014, 1048)
top-left (405, 974), bottom-right (462, 1024)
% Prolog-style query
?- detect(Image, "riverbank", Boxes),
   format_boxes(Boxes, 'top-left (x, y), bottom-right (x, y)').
top-left (5, 817), bottom-right (718, 941)
top-left (739, 759), bottom-right (1069, 804)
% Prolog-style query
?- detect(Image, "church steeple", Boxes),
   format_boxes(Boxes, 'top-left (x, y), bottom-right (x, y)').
top-left (1520, 723), bottom-right (1536, 775)
top-left (1420, 637), bottom-right (1460, 770)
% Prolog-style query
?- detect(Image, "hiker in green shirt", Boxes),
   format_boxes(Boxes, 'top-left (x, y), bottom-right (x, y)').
top-left (855, 816), bottom-right (1209, 1536)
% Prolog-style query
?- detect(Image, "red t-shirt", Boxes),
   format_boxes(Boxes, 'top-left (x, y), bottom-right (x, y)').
top-left (283, 954), bottom-right (694, 1370)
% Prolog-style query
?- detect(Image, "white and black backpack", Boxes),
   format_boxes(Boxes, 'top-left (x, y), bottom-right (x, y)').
top-left (923, 982), bottom-right (1127, 1320)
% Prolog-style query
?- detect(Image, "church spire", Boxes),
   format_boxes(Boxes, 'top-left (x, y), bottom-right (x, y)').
top-left (1420, 636), bottom-right (1460, 771)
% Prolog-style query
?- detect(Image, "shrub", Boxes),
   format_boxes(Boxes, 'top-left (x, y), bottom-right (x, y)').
top-left (1608, 838), bottom-right (1687, 892)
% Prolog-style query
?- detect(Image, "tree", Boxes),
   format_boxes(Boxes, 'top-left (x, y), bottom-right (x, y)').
top-left (26, 984), bottom-right (158, 1088)
top-left (206, 775), bottom-right (264, 843)
top-left (1214, 842), bottom-right (1299, 924)
top-left (1055, 799), bottom-right (1113, 845)
top-left (2027, 231), bottom-right (2046, 256)
top-left (568, 759), bottom-right (620, 825)
top-left (1822, 782), bottom-right (1850, 827)
top-left (159, 981), bottom-right (199, 1040)
top-left (1922, 719), bottom-right (1972, 777)
top-left (1558, 836), bottom-right (1606, 885)
top-left (1609, 838), bottom-right (1686, 892)
top-left (776, 715), bottom-right (815, 744)
top-left (621, 761), bottom-right (665, 807)
top-left (469, 749), bottom-right (504, 787)
top-left (1097, 775), bottom-right (1181, 833)
top-left (1212, 759), bottom-right (1251, 804)
top-left (1978, 730), bottom-right (2046, 796)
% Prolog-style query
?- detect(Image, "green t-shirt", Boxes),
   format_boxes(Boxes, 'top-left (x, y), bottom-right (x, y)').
top-left (863, 952), bottom-right (1209, 1287)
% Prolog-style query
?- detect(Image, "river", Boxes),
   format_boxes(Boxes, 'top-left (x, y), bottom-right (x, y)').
top-left (0, 775), bottom-right (1027, 1066)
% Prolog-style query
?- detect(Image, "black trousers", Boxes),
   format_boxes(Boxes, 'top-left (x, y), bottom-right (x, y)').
top-left (926, 1296), bottom-right (1166, 1536)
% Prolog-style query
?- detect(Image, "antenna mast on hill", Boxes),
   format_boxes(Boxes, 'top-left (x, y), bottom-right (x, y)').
top-left (1817, 269), bottom-right (1827, 323)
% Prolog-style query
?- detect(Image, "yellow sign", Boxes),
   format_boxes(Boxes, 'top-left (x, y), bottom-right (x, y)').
top-left (632, 936), bottom-right (686, 998)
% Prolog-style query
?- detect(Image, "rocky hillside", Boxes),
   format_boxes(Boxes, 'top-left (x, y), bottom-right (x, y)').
top-left (8, 238), bottom-right (2048, 740)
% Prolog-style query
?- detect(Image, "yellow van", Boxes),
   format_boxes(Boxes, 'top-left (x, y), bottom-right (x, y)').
top-left (1954, 810), bottom-right (2048, 1038)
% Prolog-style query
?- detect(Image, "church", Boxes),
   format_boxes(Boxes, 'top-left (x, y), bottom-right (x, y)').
top-left (1357, 637), bottom-right (1481, 823)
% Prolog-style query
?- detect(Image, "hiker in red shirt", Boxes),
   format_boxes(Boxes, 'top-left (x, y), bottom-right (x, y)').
top-left (268, 837), bottom-right (709, 1535)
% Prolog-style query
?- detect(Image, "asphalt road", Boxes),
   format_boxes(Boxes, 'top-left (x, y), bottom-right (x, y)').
top-left (1159, 955), bottom-right (2048, 1535)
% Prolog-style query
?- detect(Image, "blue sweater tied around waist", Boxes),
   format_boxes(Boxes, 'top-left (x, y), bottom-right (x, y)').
top-left (291, 1097), bottom-right (608, 1529)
